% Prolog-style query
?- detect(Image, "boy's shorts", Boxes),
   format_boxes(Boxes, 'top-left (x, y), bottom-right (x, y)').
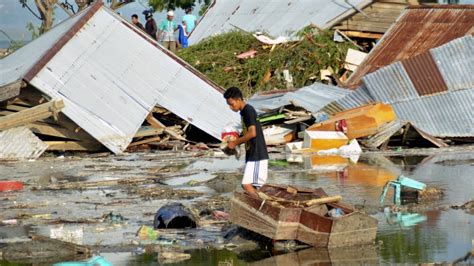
top-left (242, 160), bottom-right (268, 187)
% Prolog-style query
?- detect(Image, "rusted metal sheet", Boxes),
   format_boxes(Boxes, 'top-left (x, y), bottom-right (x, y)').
top-left (0, 127), bottom-right (48, 160)
top-left (345, 5), bottom-right (474, 90)
top-left (402, 51), bottom-right (448, 96)
top-left (362, 36), bottom-right (474, 137)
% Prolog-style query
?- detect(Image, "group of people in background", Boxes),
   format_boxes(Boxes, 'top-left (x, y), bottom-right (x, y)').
top-left (131, 7), bottom-right (197, 52)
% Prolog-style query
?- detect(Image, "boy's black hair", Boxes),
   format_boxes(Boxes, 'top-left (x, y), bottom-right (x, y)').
top-left (132, 14), bottom-right (138, 19)
top-left (224, 87), bottom-right (243, 100)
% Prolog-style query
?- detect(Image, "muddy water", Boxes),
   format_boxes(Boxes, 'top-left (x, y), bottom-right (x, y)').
top-left (0, 150), bottom-right (473, 265)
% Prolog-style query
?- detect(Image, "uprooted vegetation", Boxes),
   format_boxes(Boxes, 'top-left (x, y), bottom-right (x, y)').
top-left (177, 28), bottom-right (357, 97)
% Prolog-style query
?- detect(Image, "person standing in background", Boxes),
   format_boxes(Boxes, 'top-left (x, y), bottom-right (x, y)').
top-left (144, 11), bottom-right (157, 40)
top-left (177, 20), bottom-right (188, 48)
top-left (157, 10), bottom-right (178, 52)
top-left (131, 14), bottom-right (145, 31)
top-left (182, 7), bottom-right (197, 35)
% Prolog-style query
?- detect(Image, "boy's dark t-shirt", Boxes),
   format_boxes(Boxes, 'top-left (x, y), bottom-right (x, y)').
top-left (240, 104), bottom-right (269, 162)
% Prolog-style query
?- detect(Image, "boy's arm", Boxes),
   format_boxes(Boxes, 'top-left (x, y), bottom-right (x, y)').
top-left (228, 125), bottom-right (256, 149)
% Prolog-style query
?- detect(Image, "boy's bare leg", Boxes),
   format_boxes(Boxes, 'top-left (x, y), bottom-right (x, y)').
top-left (242, 184), bottom-right (259, 197)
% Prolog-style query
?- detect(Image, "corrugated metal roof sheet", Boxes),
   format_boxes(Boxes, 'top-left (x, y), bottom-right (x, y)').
top-left (0, 127), bottom-right (48, 160)
top-left (362, 35), bottom-right (474, 137)
top-left (345, 5), bottom-right (474, 90)
top-left (1, 3), bottom-right (239, 154)
top-left (189, 0), bottom-right (372, 45)
top-left (431, 35), bottom-right (474, 91)
top-left (248, 82), bottom-right (351, 115)
top-left (323, 85), bottom-right (375, 115)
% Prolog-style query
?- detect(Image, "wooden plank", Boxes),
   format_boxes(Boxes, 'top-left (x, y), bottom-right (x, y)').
top-left (339, 31), bottom-right (383, 39)
top-left (44, 140), bottom-right (102, 151)
top-left (0, 81), bottom-right (23, 102)
top-left (129, 136), bottom-right (162, 147)
top-left (31, 235), bottom-right (90, 255)
top-left (0, 100), bottom-right (64, 131)
top-left (28, 121), bottom-right (83, 140)
top-left (134, 126), bottom-right (164, 138)
top-left (146, 113), bottom-right (187, 141)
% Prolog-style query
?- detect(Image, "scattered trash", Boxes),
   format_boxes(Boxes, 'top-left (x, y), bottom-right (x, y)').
top-left (236, 49), bottom-right (257, 59)
top-left (263, 125), bottom-right (295, 145)
top-left (344, 48), bottom-right (368, 71)
top-left (53, 256), bottom-right (112, 266)
top-left (102, 212), bottom-right (126, 223)
top-left (0, 181), bottom-right (24, 192)
top-left (328, 208), bottom-right (345, 218)
top-left (1, 219), bottom-right (18, 225)
top-left (380, 175), bottom-right (427, 206)
top-left (154, 203), bottom-right (198, 229)
top-left (212, 210), bottom-right (230, 220)
top-left (136, 225), bottom-right (158, 240)
top-left (451, 200), bottom-right (474, 211)
top-left (50, 225), bottom-right (84, 245)
top-left (253, 34), bottom-right (288, 45)
top-left (158, 251), bottom-right (191, 263)
top-left (384, 208), bottom-right (427, 228)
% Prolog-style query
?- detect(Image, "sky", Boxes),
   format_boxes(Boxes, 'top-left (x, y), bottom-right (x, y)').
top-left (1, 0), bottom-right (474, 48)
top-left (0, 0), bottom-right (202, 47)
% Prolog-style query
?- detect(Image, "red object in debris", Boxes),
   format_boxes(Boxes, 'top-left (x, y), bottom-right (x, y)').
top-left (0, 181), bottom-right (24, 192)
top-left (335, 119), bottom-right (348, 134)
top-left (221, 131), bottom-right (239, 141)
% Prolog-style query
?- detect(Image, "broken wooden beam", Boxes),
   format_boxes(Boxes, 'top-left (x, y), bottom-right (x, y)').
top-left (129, 136), bottom-right (162, 147)
top-left (146, 113), bottom-right (187, 141)
top-left (30, 235), bottom-right (90, 255)
top-left (134, 126), bottom-right (164, 138)
top-left (0, 100), bottom-right (64, 131)
top-left (0, 81), bottom-right (23, 102)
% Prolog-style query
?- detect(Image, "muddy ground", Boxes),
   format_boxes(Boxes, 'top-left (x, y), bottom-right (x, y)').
top-left (0, 145), bottom-right (473, 265)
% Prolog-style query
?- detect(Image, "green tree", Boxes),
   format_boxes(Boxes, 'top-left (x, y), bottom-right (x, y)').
top-left (19, 0), bottom-right (58, 34)
top-left (148, 0), bottom-right (210, 11)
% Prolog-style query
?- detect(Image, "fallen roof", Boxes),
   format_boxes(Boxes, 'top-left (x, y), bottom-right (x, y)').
top-left (344, 5), bottom-right (474, 89)
top-left (188, 0), bottom-right (372, 45)
top-left (362, 35), bottom-right (474, 137)
top-left (248, 82), bottom-right (352, 116)
top-left (0, 2), bottom-right (239, 154)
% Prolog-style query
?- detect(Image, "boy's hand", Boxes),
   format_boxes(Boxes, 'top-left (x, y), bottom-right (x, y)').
top-left (227, 140), bottom-right (237, 150)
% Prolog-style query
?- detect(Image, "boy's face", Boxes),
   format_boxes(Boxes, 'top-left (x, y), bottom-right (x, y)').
top-left (226, 98), bottom-right (242, 112)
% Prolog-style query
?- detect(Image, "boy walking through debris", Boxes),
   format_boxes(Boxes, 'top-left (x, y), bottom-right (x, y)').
top-left (224, 87), bottom-right (269, 197)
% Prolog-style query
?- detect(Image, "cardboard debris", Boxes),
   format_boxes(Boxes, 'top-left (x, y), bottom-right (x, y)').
top-left (344, 48), bottom-right (368, 71)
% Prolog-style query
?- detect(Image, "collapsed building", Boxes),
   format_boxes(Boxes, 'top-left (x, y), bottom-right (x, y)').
top-left (0, 2), bottom-right (239, 160)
